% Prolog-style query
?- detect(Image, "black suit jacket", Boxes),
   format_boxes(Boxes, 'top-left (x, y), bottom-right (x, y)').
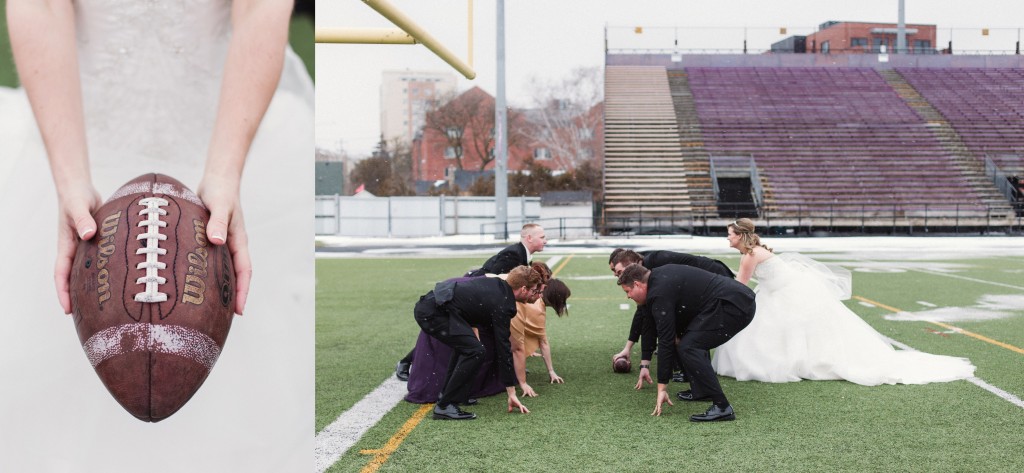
top-left (466, 242), bottom-right (528, 277)
top-left (424, 276), bottom-right (519, 387)
top-left (642, 250), bottom-right (735, 279)
top-left (640, 265), bottom-right (755, 384)
top-left (629, 251), bottom-right (735, 360)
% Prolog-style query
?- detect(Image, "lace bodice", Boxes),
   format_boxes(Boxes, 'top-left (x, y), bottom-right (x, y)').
top-left (75, 0), bottom-right (232, 165)
top-left (752, 254), bottom-right (782, 283)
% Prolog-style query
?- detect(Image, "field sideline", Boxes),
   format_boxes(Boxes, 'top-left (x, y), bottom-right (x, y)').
top-left (316, 236), bottom-right (1024, 472)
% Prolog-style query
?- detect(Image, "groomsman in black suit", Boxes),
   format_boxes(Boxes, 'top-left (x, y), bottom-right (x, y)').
top-left (610, 249), bottom-right (735, 280)
top-left (465, 223), bottom-right (548, 276)
top-left (609, 249), bottom-right (735, 387)
top-left (414, 266), bottom-right (540, 420)
top-left (617, 263), bottom-right (755, 422)
top-left (395, 223), bottom-right (547, 381)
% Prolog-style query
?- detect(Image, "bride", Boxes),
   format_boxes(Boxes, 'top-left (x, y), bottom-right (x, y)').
top-left (0, 1), bottom-right (312, 471)
top-left (711, 219), bottom-right (975, 385)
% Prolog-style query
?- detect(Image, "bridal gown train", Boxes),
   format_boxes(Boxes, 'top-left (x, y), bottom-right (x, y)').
top-left (0, 1), bottom-right (313, 471)
top-left (711, 254), bottom-right (976, 385)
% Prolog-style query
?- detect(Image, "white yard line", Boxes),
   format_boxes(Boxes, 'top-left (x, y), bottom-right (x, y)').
top-left (314, 377), bottom-right (407, 473)
top-left (964, 377), bottom-right (1024, 409)
top-left (911, 268), bottom-right (1024, 291)
top-left (881, 335), bottom-right (1024, 409)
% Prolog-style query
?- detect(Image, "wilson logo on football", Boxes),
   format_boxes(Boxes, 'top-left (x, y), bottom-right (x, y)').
top-left (94, 211), bottom-right (122, 307)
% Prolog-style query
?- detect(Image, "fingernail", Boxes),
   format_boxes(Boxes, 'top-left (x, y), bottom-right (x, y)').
top-left (79, 227), bottom-right (94, 239)
top-left (210, 232), bottom-right (225, 244)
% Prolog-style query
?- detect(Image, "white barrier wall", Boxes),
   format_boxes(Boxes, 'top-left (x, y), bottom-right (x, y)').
top-left (315, 195), bottom-right (593, 238)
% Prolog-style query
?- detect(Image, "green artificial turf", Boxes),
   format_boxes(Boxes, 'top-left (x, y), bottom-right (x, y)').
top-left (317, 252), bottom-right (1024, 472)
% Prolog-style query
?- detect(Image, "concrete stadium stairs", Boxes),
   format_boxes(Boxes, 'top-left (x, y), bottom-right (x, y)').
top-left (603, 66), bottom-right (715, 220)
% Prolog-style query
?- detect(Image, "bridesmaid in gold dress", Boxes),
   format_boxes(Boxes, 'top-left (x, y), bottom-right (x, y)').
top-left (511, 262), bottom-right (571, 397)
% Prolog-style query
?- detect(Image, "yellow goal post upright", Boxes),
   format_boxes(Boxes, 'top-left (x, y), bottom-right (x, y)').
top-left (315, 0), bottom-right (476, 80)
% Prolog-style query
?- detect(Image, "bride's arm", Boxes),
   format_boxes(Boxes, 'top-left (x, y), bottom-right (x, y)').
top-left (8, 0), bottom-right (101, 314)
top-left (736, 253), bottom-right (757, 285)
top-left (198, 0), bottom-right (293, 315)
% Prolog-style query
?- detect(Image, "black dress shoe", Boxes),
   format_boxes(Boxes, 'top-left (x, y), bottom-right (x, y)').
top-left (432, 404), bottom-right (477, 420)
top-left (676, 390), bottom-right (711, 402)
top-left (672, 371), bottom-right (689, 383)
top-left (461, 398), bottom-right (478, 406)
top-left (690, 404), bottom-right (735, 422)
top-left (395, 361), bottom-right (411, 381)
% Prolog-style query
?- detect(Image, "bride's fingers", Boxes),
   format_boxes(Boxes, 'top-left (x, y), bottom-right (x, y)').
top-left (228, 219), bottom-right (252, 316)
top-left (206, 207), bottom-right (230, 246)
top-left (55, 203), bottom-right (97, 314)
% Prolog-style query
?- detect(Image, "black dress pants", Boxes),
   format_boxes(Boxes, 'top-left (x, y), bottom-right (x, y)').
top-left (413, 295), bottom-right (485, 407)
top-left (676, 299), bottom-right (754, 406)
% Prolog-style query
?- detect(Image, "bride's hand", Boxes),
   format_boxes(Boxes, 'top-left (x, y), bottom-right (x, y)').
top-left (54, 182), bottom-right (102, 314)
top-left (197, 175), bottom-right (251, 316)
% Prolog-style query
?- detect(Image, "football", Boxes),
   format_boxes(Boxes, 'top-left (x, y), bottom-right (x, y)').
top-left (613, 356), bottom-right (631, 373)
top-left (70, 173), bottom-right (235, 422)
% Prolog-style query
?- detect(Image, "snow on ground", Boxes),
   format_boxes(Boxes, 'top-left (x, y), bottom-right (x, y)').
top-left (317, 234), bottom-right (1024, 260)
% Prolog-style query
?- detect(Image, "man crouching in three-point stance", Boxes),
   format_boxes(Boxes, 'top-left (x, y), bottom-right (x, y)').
top-left (414, 266), bottom-right (541, 420)
top-left (617, 263), bottom-right (755, 422)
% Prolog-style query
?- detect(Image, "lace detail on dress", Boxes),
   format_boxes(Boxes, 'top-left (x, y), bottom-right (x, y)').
top-left (752, 255), bottom-right (780, 282)
top-left (75, 0), bottom-right (231, 165)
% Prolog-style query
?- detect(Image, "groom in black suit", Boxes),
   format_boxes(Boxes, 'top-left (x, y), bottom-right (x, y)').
top-left (609, 249), bottom-right (735, 386)
top-left (617, 263), bottom-right (755, 422)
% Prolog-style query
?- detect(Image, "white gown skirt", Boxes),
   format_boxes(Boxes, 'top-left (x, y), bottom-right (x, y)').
top-left (0, 83), bottom-right (314, 471)
top-left (711, 255), bottom-right (975, 386)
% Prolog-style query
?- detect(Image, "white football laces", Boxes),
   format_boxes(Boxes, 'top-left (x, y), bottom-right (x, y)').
top-left (134, 197), bottom-right (169, 303)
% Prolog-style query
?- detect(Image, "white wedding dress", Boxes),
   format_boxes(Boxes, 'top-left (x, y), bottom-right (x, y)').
top-left (711, 254), bottom-right (976, 385)
top-left (0, 1), bottom-right (313, 471)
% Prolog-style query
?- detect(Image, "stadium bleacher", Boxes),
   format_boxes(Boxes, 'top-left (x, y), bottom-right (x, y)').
top-left (898, 67), bottom-right (1024, 175)
top-left (602, 57), bottom-right (1023, 229)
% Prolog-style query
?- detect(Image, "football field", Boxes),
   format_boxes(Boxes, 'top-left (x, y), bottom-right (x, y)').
top-left (316, 237), bottom-right (1024, 472)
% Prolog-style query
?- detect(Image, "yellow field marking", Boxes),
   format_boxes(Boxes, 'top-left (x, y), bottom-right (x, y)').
top-left (854, 296), bottom-right (1024, 356)
top-left (358, 404), bottom-right (433, 473)
top-left (551, 254), bottom-right (573, 277)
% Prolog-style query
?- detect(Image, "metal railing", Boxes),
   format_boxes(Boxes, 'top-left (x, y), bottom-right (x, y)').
top-left (985, 154), bottom-right (1021, 203)
top-left (478, 216), bottom-right (596, 242)
top-left (601, 200), bottom-right (1024, 236)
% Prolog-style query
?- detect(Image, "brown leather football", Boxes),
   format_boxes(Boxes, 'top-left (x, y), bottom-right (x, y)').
top-left (613, 356), bottom-right (632, 374)
top-left (70, 173), bottom-right (234, 422)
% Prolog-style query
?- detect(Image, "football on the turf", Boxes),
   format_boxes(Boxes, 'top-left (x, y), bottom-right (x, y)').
top-left (613, 356), bottom-right (631, 373)
top-left (70, 173), bottom-right (235, 422)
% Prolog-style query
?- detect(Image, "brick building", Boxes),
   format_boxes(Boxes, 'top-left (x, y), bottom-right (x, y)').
top-left (805, 21), bottom-right (937, 54)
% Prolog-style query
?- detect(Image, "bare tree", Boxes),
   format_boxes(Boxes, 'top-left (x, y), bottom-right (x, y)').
top-left (350, 138), bottom-right (414, 196)
top-left (424, 87), bottom-right (528, 172)
top-left (386, 136), bottom-right (413, 185)
top-left (526, 66), bottom-right (604, 170)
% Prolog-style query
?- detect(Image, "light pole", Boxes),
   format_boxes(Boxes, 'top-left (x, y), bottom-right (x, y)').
top-left (494, 0), bottom-right (509, 239)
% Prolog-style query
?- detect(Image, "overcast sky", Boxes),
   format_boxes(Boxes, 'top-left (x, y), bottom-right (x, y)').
top-left (315, 0), bottom-right (1024, 156)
